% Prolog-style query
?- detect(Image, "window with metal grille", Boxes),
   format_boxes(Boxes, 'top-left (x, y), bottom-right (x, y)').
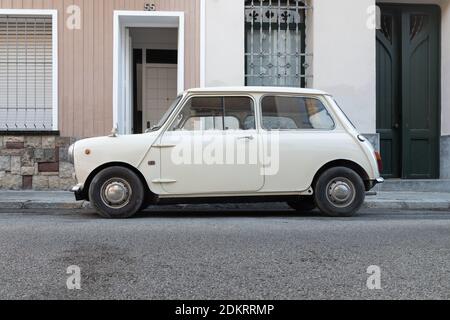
top-left (245, 0), bottom-right (312, 87)
top-left (0, 14), bottom-right (55, 131)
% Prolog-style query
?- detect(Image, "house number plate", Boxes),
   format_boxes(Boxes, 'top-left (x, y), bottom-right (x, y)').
top-left (144, 3), bottom-right (156, 11)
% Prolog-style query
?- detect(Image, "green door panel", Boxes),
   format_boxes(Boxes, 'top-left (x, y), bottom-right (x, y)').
top-left (376, 8), bottom-right (401, 178)
top-left (376, 4), bottom-right (440, 179)
top-left (401, 6), bottom-right (440, 179)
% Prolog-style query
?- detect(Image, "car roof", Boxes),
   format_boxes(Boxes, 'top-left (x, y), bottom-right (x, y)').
top-left (185, 86), bottom-right (329, 96)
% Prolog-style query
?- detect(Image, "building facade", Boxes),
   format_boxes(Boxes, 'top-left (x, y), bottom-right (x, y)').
top-left (0, 0), bottom-right (448, 190)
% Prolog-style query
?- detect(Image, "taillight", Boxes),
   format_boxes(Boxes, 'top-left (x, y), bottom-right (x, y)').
top-left (375, 151), bottom-right (383, 173)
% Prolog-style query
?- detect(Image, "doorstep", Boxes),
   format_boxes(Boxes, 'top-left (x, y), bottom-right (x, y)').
top-left (377, 179), bottom-right (450, 193)
top-left (0, 190), bottom-right (449, 212)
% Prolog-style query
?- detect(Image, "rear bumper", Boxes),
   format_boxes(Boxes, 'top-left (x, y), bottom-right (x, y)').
top-left (71, 183), bottom-right (86, 201)
top-left (367, 177), bottom-right (384, 190)
top-left (376, 177), bottom-right (385, 184)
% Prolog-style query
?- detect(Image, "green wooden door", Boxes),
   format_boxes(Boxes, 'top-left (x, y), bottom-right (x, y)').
top-left (376, 5), bottom-right (440, 179)
top-left (376, 6), bottom-right (402, 178)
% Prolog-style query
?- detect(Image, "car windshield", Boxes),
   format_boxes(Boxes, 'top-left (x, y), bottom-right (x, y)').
top-left (150, 95), bottom-right (183, 131)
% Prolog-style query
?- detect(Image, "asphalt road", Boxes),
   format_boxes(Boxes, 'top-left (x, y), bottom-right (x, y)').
top-left (0, 207), bottom-right (449, 300)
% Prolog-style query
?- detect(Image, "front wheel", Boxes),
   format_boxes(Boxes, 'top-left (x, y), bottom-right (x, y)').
top-left (314, 167), bottom-right (365, 217)
top-left (89, 166), bottom-right (145, 219)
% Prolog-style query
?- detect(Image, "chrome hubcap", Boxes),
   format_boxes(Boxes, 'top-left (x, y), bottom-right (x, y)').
top-left (100, 178), bottom-right (132, 209)
top-left (326, 178), bottom-right (355, 208)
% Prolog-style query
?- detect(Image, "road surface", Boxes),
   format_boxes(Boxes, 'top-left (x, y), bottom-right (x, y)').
top-left (0, 207), bottom-right (449, 299)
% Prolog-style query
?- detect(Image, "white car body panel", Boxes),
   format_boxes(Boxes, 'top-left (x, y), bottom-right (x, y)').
top-left (71, 87), bottom-right (381, 199)
top-left (73, 133), bottom-right (159, 187)
top-left (159, 130), bottom-right (264, 194)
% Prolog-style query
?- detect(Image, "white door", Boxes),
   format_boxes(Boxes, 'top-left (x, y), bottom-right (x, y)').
top-left (158, 96), bottom-right (264, 195)
top-left (142, 64), bottom-right (178, 132)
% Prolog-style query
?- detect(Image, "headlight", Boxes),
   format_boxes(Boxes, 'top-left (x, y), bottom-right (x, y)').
top-left (68, 143), bottom-right (75, 164)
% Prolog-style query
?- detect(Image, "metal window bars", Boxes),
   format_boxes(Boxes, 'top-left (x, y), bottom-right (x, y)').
top-left (245, 0), bottom-right (312, 88)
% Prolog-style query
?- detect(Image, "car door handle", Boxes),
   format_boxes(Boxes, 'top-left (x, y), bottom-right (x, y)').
top-left (237, 136), bottom-right (255, 141)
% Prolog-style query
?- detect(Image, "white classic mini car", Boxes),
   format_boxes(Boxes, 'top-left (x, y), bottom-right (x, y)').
top-left (69, 87), bottom-right (383, 218)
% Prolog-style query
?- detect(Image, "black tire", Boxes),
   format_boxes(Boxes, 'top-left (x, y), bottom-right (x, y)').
top-left (314, 167), bottom-right (365, 217)
top-left (287, 196), bottom-right (316, 212)
top-left (88, 166), bottom-right (145, 219)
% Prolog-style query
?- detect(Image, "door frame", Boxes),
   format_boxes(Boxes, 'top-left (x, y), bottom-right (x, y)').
top-left (113, 11), bottom-right (185, 134)
top-left (376, 3), bottom-right (441, 179)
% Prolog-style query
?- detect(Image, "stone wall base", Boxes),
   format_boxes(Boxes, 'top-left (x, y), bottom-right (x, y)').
top-left (0, 134), bottom-right (76, 190)
top-left (441, 135), bottom-right (450, 179)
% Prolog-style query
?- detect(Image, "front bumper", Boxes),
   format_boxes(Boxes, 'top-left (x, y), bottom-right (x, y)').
top-left (71, 183), bottom-right (85, 201)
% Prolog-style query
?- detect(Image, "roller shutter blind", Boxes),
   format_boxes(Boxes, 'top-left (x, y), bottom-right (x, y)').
top-left (0, 15), bottom-right (53, 130)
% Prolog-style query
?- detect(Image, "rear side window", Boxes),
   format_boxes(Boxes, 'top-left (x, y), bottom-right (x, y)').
top-left (260, 96), bottom-right (335, 130)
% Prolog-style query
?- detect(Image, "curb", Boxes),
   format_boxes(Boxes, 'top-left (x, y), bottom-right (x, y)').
top-left (0, 200), bottom-right (449, 211)
top-left (363, 200), bottom-right (450, 211)
top-left (0, 200), bottom-right (90, 210)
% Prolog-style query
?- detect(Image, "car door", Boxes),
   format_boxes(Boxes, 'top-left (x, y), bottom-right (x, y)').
top-left (259, 95), bottom-right (338, 192)
top-left (159, 95), bottom-right (264, 195)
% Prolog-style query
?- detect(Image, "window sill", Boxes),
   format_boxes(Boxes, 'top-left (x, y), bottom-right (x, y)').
top-left (0, 131), bottom-right (60, 136)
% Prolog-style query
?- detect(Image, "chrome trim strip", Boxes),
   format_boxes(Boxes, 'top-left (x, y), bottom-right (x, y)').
top-left (152, 144), bottom-right (177, 149)
top-left (152, 179), bottom-right (177, 184)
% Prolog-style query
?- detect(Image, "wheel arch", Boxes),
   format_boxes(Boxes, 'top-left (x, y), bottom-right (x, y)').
top-left (82, 162), bottom-right (154, 201)
top-left (312, 159), bottom-right (371, 191)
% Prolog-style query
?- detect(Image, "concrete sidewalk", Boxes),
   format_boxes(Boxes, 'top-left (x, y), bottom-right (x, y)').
top-left (0, 190), bottom-right (449, 211)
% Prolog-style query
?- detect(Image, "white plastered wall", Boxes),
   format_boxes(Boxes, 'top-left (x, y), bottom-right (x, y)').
top-left (311, 0), bottom-right (377, 134)
top-left (203, 0), bottom-right (449, 136)
top-left (204, 0), bottom-right (245, 87)
top-left (130, 28), bottom-right (178, 50)
top-left (204, 0), bottom-right (377, 134)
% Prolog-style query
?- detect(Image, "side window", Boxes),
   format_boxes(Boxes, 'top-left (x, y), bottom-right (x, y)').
top-left (170, 96), bottom-right (255, 131)
top-left (224, 97), bottom-right (255, 130)
top-left (260, 96), bottom-right (335, 130)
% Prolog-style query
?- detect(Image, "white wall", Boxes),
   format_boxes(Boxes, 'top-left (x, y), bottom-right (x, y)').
top-left (312, 0), bottom-right (377, 134)
top-left (204, 0), bottom-right (245, 87)
top-left (130, 28), bottom-right (178, 50)
top-left (204, 0), bottom-right (449, 136)
top-left (440, 0), bottom-right (450, 135)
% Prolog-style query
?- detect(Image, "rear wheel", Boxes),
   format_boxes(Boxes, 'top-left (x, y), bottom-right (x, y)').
top-left (314, 167), bottom-right (365, 217)
top-left (287, 197), bottom-right (316, 212)
top-left (89, 166), bottom-right (145, 219)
